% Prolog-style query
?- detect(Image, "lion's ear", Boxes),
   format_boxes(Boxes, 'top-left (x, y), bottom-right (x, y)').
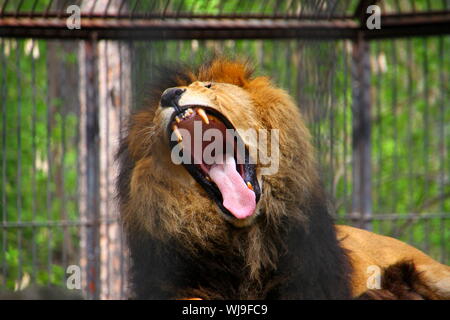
top-left (199, 59), bottom-right (253, 87)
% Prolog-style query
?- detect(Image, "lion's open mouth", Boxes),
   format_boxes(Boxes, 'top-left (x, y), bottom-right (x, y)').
top-left (168, 106), bottom-right (261, 220)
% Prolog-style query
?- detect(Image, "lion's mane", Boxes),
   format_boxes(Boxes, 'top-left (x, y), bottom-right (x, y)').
top-left (117, 59), bottom-right (352, 299)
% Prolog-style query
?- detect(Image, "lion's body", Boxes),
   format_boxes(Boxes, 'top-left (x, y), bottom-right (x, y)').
top-left (117, 59), bottom-right (449, 300)
top-left (337, 225), bottom-right (450, 299)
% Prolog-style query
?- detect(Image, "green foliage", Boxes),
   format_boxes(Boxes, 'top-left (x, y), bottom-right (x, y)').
top-left (0, 39), bottom-right (79, 289)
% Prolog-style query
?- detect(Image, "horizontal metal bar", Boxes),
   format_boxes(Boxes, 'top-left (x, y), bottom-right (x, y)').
top-left (0, 10), bottom-right (449, 39)
top-left (0, 17), bottom-right (358, 40)
top-left (342, 213), bottom-right (450, 221)
top-left (1, 218), bottom-right (118, 228)
top-left (363, 11), bottom-right (450, 39)
top-left (0, 11), bottom-right (449, 40)
top-left (0, 12), bottom-right (355, 21)
top-left (2, 214), bottom-right (448, 228)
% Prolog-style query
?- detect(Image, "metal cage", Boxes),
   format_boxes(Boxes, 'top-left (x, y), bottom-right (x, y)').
top-left (0, 0), bottom-right (449, 299)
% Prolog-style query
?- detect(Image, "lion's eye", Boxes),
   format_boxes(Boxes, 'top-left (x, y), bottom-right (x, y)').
top-left (205, 83), bottom-right (212, 89)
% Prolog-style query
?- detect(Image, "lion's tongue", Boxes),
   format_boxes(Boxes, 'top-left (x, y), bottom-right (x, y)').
top-left (208, 155), bottom-right (256, 219)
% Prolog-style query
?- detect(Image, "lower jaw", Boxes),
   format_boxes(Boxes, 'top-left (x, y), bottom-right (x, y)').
top-left (220, 208), bottom-right (260, 228)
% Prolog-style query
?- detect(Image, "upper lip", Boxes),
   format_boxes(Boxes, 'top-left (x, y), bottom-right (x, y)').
top-left (166, 105), bottom-right (261, 219)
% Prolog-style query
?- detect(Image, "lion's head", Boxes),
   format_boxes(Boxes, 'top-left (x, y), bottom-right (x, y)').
top-left (118, 59), bottom-right (320, 274)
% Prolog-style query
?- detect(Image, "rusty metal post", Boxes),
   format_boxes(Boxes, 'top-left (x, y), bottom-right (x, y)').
top-left (351, 32), bottom-right (372, 230)
top-left (79, 38), bottom-right (101, 299)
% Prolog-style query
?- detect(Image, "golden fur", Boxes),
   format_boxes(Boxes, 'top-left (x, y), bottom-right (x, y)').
top-left (337, 225), bottom-right (450, 299)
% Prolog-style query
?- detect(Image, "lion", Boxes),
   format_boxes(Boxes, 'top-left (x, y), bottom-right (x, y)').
top-left (117, 58), bottom-right (450, 299)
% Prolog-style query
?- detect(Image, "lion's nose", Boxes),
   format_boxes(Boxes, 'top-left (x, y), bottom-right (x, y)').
top-left (160, 87), bottom-right (185, 108)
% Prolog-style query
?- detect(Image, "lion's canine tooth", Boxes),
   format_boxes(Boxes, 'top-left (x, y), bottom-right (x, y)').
top-left (206, 176), bottom-right (211, 182)
top-left (197, 108), bottom-right (209, 125)
top-left (187, 108), bottom-right (194, 115)
top-left (175, 116), bottom-right (181, 123)
top-left (246, 182), bottom-right (253, 191)
top-left (172, 125), bottom-right (183, 142)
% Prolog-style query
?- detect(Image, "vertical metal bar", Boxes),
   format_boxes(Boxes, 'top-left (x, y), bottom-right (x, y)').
top-left (1, 0), bottom-right (10, 16)
top-left (104, 40), bottom-right (111, 300)
top-left (422, 37), bottom-right (430, 253)
top-left (404, 42), bottom-right (415, 246)
top-left (83, 39), bottom-right (101, 300)
top-left (103, 0), bottom-right (112, 17)
top-left (43, 0), bottom-right (53, 18)
top-left (343, 40), bottom-right (350, 215)
top-left (315, 45), bottom-right (322, 171)
top-left (374, 41), bottom-right (383, 214)
top-left (409, 0), bottom-right (416, 12)
top-left (14, 0), bottom-right (24, 17)
top-left (286, 40), bottom-right (292, 96)
top-left (351, 32), bottom-right (372, 230)
top-left (31, 39), bottom-right (37, 282)
top-left (327, 0), bottom-right (339, 18)
top-left (174, 0), bottom-right (185, 18)
top-left (118, 40), bottom-right (125, 299)
top-left (296, 39), bottom-right (303, 112)
top-left (245, 0), bottom-right (256, 14)
top-left (312, 0), bottom-right (325, 18)
top-left (29, 0), bottom-right (38, 17)
top-left (148, 0), bottom-right (158, 15)
top-left (261, 0), bottom-right (271, 15)
top-left (60, 43), bottom-right (68, 279)
top-left (391, 40), bottom-right (399, 214)
top-left (118, 0), bottom-right (127, 15)
top-left (422, 37), bottom-right (430, 204)
top-left (129, 40), bottom-right (136, 108)
top-left (408, 218), bottom-right (414, 246)
top-left (46, 41), bottom-right (53, 285)
top-left (284, 0), bottom-right (295, 17)
top-left (118, 42), bottom-right (123, 141)
top-left (161, 0), bottom-right (171, 18)
top-left (130, 0), bottom-right (140, 19)
top-left (437, 36), bottom-right (446, 263)
top-left (149, 41), bottom-right (157, 86)
top-left (16, 39), bottom-right (23, 284)
top-left (406, 39), bottom-right (414, 213)
top-left (329, 42), bottom-right (335, 201)
top-left (1, 38), bottom-right (8, 287)
top-left (76, 40), bottom-right (83, 294)
top-left (89, 0), bottom-right (99, 18)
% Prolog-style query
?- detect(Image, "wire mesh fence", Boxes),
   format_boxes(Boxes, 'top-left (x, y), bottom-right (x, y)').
top-left (0, 0), bottom-right (449, 299)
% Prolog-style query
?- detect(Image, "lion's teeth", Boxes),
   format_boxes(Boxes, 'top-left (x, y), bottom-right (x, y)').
top-left (197, 108), bottom-right (209, 125)
top-left (187, 108), bottom-right (194, 115)
top-left (206, 176), bottom-right (211, 182)
top-left (175, 116), bottom-right (181, 123)
top-left (246, 182), bottom-right (253, 191)
top-left (173, 125), bottom-right (183, 142)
